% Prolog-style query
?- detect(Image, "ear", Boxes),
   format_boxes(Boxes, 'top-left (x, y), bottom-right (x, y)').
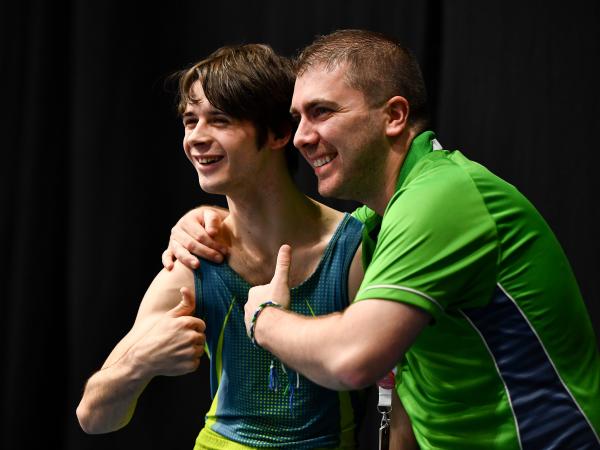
top-left (266, 125), bottom-right (292, 151)
top-left (384, 96), bottom-right (410, 137)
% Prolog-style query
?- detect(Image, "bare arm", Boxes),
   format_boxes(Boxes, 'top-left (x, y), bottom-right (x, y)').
top-left (244, 245), bottom-right (430, 391)
top-left (252, 299), bottom-right (428, 390)
top-left (162, 206), bottom-right (229, 269)
top-left (76, 262), bottom-right (204, 434)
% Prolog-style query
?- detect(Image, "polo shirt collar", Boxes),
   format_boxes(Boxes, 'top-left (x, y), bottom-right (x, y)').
top-left (395, 130), bottom-right (437, 191)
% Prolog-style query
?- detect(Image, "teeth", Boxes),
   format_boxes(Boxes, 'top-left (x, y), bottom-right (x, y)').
top-left (313, 155), bottom-right (333, 168)
top-left (199, 156), bottom-right (222, 164)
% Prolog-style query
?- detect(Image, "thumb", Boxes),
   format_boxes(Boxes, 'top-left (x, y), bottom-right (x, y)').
top-left (168, 287), bottom-right (196, 317)
top-left (271, 244), bottom-right (291, 288)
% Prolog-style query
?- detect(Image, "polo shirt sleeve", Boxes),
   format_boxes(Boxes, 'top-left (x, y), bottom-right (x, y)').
top-left (354, 159), bottom-right (498, 321)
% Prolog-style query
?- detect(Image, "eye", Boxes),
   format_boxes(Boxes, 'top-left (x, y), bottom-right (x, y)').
top-left (209, 114), bottom-right (231, 126)
top-left (183, 117), bottom-right (197, 129)
top-left (312, 106), bottom-right (333, 119)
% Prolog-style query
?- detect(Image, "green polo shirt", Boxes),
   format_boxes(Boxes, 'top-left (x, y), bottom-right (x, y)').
top-left (352, 131), bottom-right (600, 449)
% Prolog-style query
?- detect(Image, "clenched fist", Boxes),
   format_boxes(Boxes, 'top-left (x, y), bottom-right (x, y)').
top-left (130, 287), bottom-right (206, 377)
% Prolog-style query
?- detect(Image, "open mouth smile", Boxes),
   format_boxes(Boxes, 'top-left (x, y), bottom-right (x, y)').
top-left (196, 156), bottom-right (224, 165)
top-left (311, 154), bottom-right (337, 168)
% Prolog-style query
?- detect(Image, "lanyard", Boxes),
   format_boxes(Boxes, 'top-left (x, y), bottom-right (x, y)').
top-left (377, 370), bottom-right (396, 450)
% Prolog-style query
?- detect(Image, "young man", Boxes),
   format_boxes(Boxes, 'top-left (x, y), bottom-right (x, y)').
top-left (165, 30), bottom-right (600, 449)
top-left (76, 44), bottom-right (374, 449)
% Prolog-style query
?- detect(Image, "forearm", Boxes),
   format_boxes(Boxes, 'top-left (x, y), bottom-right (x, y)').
top-left (254, 308), bottom-right (348, 389)
top-left (252, 300), bottom-right (429, 391)
top-left (76, 357), bottom-right (151, 434)
top-left (253, 307), bottom-right (380, 390)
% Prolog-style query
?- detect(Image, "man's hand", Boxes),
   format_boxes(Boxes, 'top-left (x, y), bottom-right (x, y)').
top-left (162, 206), bottom-right (229, 270)
top-left (244, 245), bottom-right (292, 335)
top-left (129, 287), bottom-right (206, 377)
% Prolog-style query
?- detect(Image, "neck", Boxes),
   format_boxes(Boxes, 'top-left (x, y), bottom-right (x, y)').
top-left (365, 127), bottom-right (419, 216)
top-left (223, 167), bottom-right (320, 256)
top-left (218, 158), bottom-right (345, 287)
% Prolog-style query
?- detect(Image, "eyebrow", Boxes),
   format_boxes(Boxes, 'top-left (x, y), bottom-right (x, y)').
top-left (290, 98), bottom-right (335, 115)
top-left (182, 108), bottom-right (227, 119)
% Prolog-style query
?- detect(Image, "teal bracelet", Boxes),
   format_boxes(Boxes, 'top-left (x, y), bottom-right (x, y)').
top-left (249, 300), bottom-right (284, 347)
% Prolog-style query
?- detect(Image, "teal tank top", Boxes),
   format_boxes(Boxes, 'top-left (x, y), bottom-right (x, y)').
top-left (194, 214), bottom-right (364, 449)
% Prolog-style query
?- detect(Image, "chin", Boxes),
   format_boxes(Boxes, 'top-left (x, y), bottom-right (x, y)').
top-left (198, 179), bottom-right (225, 195)
top-left (318, 178), bottom-right (361, 203)
top-left (317, 181), bottom-right (344, 200)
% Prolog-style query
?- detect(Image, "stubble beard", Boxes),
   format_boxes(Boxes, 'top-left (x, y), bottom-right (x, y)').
top-left (319, 130), bottom-right (388, 205)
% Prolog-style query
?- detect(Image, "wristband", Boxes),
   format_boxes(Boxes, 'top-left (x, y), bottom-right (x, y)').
top-left (249, 300), bottom-right (284, 347)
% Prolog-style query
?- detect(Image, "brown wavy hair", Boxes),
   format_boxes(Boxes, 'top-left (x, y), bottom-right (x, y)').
top-left (176, 44), bottom-right (297, 171)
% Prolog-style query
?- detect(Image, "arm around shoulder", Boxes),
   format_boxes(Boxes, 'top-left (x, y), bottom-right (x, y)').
top-left (324, 299), bottom-right (429, 389)
top-left (163, 205), bottom-right (230, 269)
top-left (255, 298), bottom-right (429, 391)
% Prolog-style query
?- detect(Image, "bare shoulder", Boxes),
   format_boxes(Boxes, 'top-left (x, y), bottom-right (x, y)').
top-left (285, 202), bottom-right (345, 286)
top-left (316, 201), bottom-right (346, 235)
top-left (135, 260), bottom-right (195, 319)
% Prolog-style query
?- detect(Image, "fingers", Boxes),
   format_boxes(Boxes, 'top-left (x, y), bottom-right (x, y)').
top-left (189, 327), bottom-right (205, 371)
top-left (171, 225), bottom-right (226, 265)
top-left (169, 240), bottom-right (200, 269)
top-left (178, 313), bottom-right (206, 333)
top-left (179, 208), bottom-right (228, 254)
top-left (272, 244), bottom-right (291, 287)
top-left (170, 228), bottom-right (201, 267)
top-left (188, 316), bottom-right (206, 333)
top-left (194, 334), bottom-right (206, 348)
top-left (164, 206), bottom-right (229, 270)
top-left (162, 248), bottom-right (175, 270)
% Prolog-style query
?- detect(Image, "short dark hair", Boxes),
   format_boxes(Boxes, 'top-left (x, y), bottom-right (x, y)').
top-left (176, 44), bottom-right (297, 171)
top-left (295, 29), bottom-right (429, 130)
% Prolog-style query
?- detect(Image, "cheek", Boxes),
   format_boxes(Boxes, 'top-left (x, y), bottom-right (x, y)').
top-left (321, 117), bottom-right (361, 147)
top-left (182, 136), bottom-right (192, 158)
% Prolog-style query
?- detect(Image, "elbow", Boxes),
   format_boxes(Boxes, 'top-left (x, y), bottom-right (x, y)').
top-left (337, 371), bottom-right (373, 391)
top-left (329, 352), bottom-right (381, 390)
top-left (76, 403), bottom-right (97, 434)
top-left (76, 403), bottom-right (125, 435)
top-left (339, 368), bottom-right (378, 391)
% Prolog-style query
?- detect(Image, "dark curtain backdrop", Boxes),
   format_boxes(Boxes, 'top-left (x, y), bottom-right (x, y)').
top-left (1, 1), bottom-right (599, 449)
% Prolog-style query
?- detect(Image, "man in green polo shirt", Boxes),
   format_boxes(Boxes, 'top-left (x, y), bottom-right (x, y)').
top-left (165, 30), bottom-right (600, 449)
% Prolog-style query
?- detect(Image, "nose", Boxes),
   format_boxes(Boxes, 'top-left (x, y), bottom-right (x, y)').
top-left (293, 117), bottom-right (318, 150)
top-left (185, 120), bottom-right (212, 151)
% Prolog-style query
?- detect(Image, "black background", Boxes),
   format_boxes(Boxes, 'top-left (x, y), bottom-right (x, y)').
top-left (1, 1), bottom-right (599, 449)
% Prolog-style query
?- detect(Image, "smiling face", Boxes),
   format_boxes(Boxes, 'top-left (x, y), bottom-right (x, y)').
top-left (182, 81), bottom-right (265, 195)
top-left (290, 64), bottom-right (390, 203)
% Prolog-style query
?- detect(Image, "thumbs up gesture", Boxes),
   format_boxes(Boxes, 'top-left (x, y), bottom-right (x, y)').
top-left (131, 287), bottom-right (206, 378)
top-left (168, 287), bottom-right (197, 318)
top-left (244, 245), bottom-right (292, 335)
